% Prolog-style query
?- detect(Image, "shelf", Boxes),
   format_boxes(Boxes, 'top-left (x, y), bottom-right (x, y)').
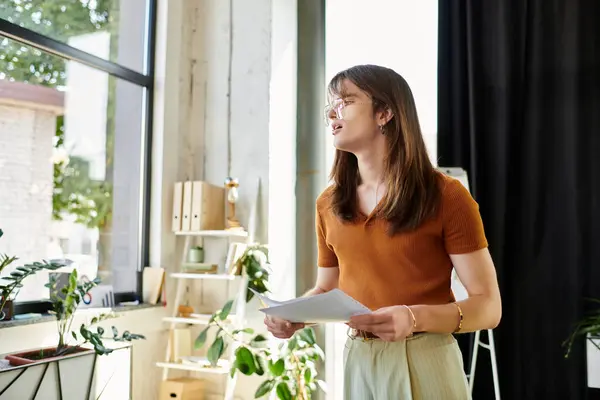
top-left (157, 360), bottom-right (230, 375)
top-left (170, 272), bottom-right (237, 281)
top-left (163, 314), bottom-right (235, 325)
top-left (174, 230), bottom-right (248, 238)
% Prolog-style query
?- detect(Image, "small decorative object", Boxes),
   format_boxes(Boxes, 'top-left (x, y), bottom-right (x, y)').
top-left (178, 287), bottom-right (194, 318)
top-left (178, 305), bottom-right (195, 318)
top-left (224, 177), bottom-right (244, 231)
top-left (188, 246), bottom-right (205, 263)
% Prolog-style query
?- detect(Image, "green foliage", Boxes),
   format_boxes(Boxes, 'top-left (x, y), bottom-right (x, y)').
top-left (45, 269), bottom-right (145, 356)
top-left (234, 245), bottom-right (271, 302)
top-left (0, 229), bottom-right (65, 319)
top-left (195, 246), bottom-right (326, 400)
top-left (0, 0), bottom-right (115, 86)
top-left (563, 299), bottom-right (600, 358)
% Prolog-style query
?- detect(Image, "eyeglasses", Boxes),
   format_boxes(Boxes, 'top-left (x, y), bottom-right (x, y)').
top-left (323, 98), bottom-right (371, 126)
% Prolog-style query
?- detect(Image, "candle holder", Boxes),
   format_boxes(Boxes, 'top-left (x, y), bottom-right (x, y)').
top-left (225, 177), bottom-right (244, 231)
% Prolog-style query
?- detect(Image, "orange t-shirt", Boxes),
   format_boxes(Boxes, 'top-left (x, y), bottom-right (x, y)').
top-left (316, 173), bottom-right (488, 310)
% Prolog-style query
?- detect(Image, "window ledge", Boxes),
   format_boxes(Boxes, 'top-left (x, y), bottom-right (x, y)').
top-left (0, 303), bottom-right (163, 330)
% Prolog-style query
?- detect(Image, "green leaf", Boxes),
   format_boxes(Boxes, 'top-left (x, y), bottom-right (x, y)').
top-left (298, 328), bottom-right (316, 345)
top-left (287, 336), bottom-right (298, 350)
top-left (275, 382), bottom-right (292, 400)
top-left (194, 327), bottom-right (210, 349)
top-left (268, 359), bottom-right (285, 377)
top-left (233, 327), bottom-right (255, 335)
top-left (69, 270), bottom-right (77, 288)
top-left (97, 326), bottom-right (104, 335)
top-left (250, 334), bottom-right (268, 347)
top-left (207, 337), bottom-right (225, 367)
top-left (80, 325), bottom-right (91, 340)
top-left (219, 300), bottom-right (234, 320)
top-left (254, 379), bottom-right (275, 398)
top-left (112, 327), bottom-right (119, 338)
top-left (71, 331), bottom-right (78, 341)
top-left (254, 354), bottom-right (265, 376)
top-left (304, 367), bottom-right (312, 382)
top-left (9, 271), bottom-right (23, 277)
top-left (234, 347), bottom-right (256, 375)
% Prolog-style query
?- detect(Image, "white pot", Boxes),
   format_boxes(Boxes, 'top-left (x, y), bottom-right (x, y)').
top-left (587, 335), bottom-right (600, 389)
top-left (0, 345), bottom-right (131, 399)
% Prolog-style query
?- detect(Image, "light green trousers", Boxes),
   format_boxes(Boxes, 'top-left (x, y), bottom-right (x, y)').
top-left (343, 333), bottom-right (471, 400)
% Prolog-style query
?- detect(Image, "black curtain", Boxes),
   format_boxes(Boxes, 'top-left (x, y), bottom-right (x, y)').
top-left (438, 1), bottom-right (600, 399)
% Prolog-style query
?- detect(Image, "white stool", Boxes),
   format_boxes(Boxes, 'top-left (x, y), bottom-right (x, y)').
top-left (467, 329), bottom-right (501, 400)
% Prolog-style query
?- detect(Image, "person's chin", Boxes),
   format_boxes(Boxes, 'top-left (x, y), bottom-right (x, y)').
top-left (333, 137), bottom-right (357, 153)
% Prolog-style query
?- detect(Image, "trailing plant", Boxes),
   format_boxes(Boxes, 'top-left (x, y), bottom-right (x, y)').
top-left (563, 298), bottom-right (600, 358)
top-left (195, 245), bottom-right (326, 399)
top-left (0, 229), bottom-right (64, 319)
top-left (45, 269), bottom-right (145, 357)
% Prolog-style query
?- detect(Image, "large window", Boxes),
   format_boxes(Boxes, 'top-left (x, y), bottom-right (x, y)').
top-left (0, 0), bottom-right (155, 304)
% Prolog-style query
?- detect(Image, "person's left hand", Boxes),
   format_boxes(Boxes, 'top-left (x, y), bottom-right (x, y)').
top-left (347, 305), bottom-right (415, 342)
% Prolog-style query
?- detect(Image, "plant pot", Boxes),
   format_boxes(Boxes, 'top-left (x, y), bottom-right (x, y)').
top-left (587, 334), bottom-right (600, 389)
top-left (188, 247), bottom-right (204, 263)
top-left (5, 345), bottom-right (92, 366)
top-left (1, 299), bottom-right (14, 321)
top-left (1, 345), bottom-right (132, 400)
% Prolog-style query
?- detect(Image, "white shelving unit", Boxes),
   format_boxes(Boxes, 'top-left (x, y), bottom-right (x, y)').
top-left (157, 230), bottom-right (249, 400)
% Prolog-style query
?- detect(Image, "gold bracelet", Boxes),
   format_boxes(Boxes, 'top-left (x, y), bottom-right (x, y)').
top-left (403, 305), bottom-right (417, 333)
top-left (453, 302), bottom-right (464, 333)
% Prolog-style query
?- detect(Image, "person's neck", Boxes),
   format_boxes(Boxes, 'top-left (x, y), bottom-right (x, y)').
top-left (355, 147), bottom-right (385, 188)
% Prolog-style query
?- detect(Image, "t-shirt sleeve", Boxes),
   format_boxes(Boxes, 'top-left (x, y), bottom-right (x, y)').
top-left (316, 205), bottom-right (339, 267)
top-left (442, 178), bottom-right (489, 254)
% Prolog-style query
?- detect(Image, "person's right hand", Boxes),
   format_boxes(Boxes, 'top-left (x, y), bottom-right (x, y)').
top-left (264, 315), bottom-right (305, 339)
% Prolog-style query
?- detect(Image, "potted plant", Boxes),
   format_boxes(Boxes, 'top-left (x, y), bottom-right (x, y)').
top-left (5, 268), bottom-right (145, 365)
top-left (188, 246), bottom-right (205, 263)
top-left (564, 299), bottom-right (600, 388)
top-left (195, 245), bottom-right (326, 399)
top-left (0, 228), bottom-right (64, 320)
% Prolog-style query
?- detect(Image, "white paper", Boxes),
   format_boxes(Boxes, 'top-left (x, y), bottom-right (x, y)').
top-left (256, 289), bottom-right (372, 324)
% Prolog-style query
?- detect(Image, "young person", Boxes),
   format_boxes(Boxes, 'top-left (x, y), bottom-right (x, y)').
top-left (264, 64), bottom-right (501, 399)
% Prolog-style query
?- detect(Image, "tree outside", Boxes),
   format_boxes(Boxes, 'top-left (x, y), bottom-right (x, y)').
top-left (0, 0), bottom-right (119, 275)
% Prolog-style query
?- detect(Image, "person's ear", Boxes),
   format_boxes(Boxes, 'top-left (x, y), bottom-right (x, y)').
top-left (377, 107), bottom-right (394, 127)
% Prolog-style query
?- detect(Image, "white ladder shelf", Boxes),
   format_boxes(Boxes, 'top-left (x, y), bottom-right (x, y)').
top-left (157, 230), bottom-right (249, 400)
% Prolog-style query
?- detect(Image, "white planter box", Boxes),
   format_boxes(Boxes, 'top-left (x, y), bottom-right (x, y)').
top-left (587, 335), bottom-right (600, 389)
top-left (0, 345), bottom-right (132, 400)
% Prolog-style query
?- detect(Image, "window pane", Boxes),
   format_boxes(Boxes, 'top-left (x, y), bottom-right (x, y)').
top-left (0, 0), bottom-right (149, 73)
top-left (0, 35), bottom-right (145, 302)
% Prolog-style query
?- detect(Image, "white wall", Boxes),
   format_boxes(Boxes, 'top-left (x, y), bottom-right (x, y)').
top-left (150, 0), bottom-right (297, 398)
